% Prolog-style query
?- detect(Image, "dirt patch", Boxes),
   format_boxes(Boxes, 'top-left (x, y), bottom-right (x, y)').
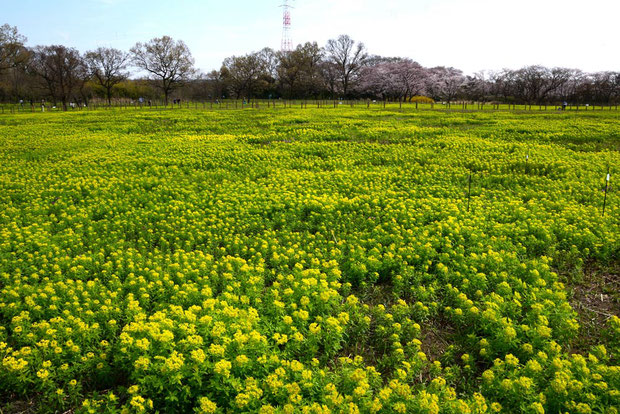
top-left (420, 317), bottom-right (455, 363)
top-left (0, 396), bottom-right (38, 414)
top-left (568, 261), bottom-right (620, 353)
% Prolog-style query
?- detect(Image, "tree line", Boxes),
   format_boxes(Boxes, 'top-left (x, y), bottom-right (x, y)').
top-left (1, 24), bottom-right (618, 109)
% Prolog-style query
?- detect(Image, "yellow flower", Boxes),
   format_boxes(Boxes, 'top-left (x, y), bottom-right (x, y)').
top-left (235, 354), bottom-right (249, 365)
top-left (191, 349), bottom-right (206, 364)
top-left (393, 402), bottom-right (407, 413)
top-left (209, 344), bottom-right (226, 357)
top-left (36, 369), bottom-right (50, 380)
top-left (236, 393), bottom-right (250, 408)
top-left (505, 354), bottom-right (519, 367)
top-left (164, 351), bottom-right (184, 372)
top-left (482, 370), bottom-right (495, 383)
top-left (134, 356), bottom-right (150, 370)
top-left (214, 359), bottom-right (232, 377)
top-left (130, 395), bottom-right (146, 412)
top-left (273, 333), bottom-right (288, 345)
top-left (530, 402), bottom-right (545, 414)
top-left (260, 405), bottom-right (277, 414)
top-left (197, 397), bottom-right (217, 414)
top-left (309, 323), bottom-right (321, 334)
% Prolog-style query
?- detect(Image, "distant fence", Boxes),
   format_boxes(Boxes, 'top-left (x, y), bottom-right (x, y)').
top-left (1, 100), bottom-right (618, 115)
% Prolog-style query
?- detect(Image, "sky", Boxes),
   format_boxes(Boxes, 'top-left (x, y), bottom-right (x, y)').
top-left (3, 0), bottom-right (619, 75)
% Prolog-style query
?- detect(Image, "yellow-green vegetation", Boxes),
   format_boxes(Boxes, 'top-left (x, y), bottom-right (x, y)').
top-left (0, 108), bottom-right (618, 413)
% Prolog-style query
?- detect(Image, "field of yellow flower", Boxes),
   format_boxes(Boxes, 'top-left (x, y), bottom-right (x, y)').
top-left (0, 107), bottom-right (618, 413)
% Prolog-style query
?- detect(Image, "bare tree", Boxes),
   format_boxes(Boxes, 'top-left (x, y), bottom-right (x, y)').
top-left (30, 45), bottom-right (88, 110)
top-left (277, 42), bottom-right (323, 98)
top-left (0, 24), bottom-right (29, 73)
top-left (0, 25), bottom-right (32, 102)
top-left (130, 36), bottom-right (195, 105)
top-left (257, 47), bottom-right (278, 98)
top-left (461, 71), bottom-right (490, 102)
top-left (204, 69), bottom-right (228, 100)
top-left (277, 49), bottom-right (304, 98)
top-left (319, 61), bottom-right (338, 99)
top-left (511, 65), bottom-right (573, 104)
top-left (325, 35), bottom-right (368, 98)
top-left (555, 69), bottom-right (583, 103)
top-left (297, 42), bottom-right (324, 98)
top-left (589, 71), bottom-right (620, 104)
top-left (221, 52), bottom-right (268, 100)
top-left (488, 69), bottom-right (516, 102)
top-left (85, 47), bottom-right (130, 106)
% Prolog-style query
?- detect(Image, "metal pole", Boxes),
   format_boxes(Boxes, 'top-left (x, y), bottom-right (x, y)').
top-left (603, 168), bottom-right (610, 216)
top-left (467, 173), bottom-right (472, 212)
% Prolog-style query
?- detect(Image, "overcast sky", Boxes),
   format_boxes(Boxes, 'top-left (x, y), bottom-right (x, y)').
top-left (4, 0), bottom-right (619, 74)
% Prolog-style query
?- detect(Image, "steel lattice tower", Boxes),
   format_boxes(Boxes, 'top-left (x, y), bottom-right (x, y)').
top-left (280, 0), bottom-right (293, 52)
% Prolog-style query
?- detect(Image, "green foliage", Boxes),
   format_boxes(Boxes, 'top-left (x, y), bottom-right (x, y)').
top-left (0, 108), bottom-right (618, 413)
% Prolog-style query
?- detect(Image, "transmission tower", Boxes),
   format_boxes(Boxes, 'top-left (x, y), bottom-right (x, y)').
top-left (280, 0), bottom-right (293, 52)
